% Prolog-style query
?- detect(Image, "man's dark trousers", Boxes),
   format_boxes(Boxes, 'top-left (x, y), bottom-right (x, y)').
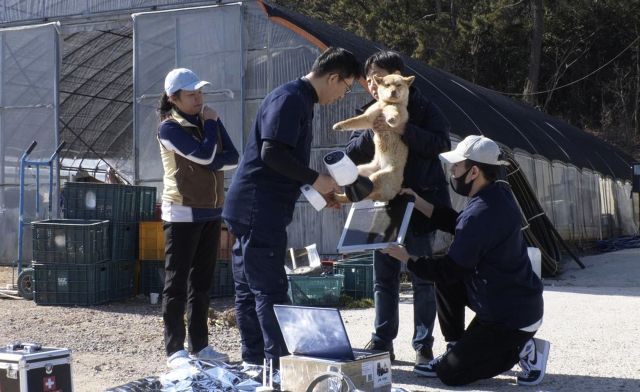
top-left (162, 219), bottom-right (221, 356)
top-left (434, 280), bottom-right (535, 386)
top-left (228, 221), bottom-right (290, 366)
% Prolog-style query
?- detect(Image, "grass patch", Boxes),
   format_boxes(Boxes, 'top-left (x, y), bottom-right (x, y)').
top-left (339, 294), bottom-right (374, 309)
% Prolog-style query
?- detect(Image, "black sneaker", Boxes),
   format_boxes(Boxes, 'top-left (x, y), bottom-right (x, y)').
top-left (414, 343), bottom-right (453, 377)
top-left (517, 338), bottom-right (550, 386)
top-left (364, 339), bottom-right (395, 362)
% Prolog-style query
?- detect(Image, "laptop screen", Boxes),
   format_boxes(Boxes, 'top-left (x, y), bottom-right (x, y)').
top-left (273, 305), bottom-right (355, 361)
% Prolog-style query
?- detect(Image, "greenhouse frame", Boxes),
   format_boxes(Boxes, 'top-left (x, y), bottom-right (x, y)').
top-left (0, 0), bottom-right (637, 264)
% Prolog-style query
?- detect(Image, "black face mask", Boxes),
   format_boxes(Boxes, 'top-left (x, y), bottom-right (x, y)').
top-left (449, 167), bottom-right (474, 197)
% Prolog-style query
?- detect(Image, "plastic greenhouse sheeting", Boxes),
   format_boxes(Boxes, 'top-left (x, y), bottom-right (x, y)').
top-left (134, 4), bottom-right (244, 193)
top-left (0, 22), bottom-right (59, 263)
top-left (0, 0), bottom-right (637, 264)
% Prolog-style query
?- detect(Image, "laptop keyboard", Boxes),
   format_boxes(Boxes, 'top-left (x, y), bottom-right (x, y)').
top-left (352, 349), bottom-right (371, 360)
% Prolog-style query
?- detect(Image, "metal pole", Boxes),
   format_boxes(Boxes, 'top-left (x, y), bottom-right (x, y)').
top-left (53, 23), bottom-right (61, 218)
top-left (35, 167), bottom-right (40, 220)
top-left (132, 15), bottom-right (142, 185)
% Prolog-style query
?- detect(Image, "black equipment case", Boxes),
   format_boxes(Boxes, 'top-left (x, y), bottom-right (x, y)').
top-left (0, 343), bottom-right (73, 392)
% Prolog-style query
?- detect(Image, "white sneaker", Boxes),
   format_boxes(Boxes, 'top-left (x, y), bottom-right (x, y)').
top-left (167, 349), bottom-right (191, 368)
top-left (517, 338), bottom-right (550, 386)
top-left (190, 345), bottom-right (230, 363)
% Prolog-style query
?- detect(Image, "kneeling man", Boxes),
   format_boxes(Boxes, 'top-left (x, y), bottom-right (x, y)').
top-left (382, 135), bottom-right (549, 387)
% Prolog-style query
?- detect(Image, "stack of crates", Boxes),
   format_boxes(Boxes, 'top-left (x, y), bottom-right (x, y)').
top-left (31, 219), bottom-right (112, 306)
top-left (334, 252), bottom-right (375, 300)
top-left (59, 182), bottom-right (157, 302)
top-left (138, 221), bottom-right (236, 298)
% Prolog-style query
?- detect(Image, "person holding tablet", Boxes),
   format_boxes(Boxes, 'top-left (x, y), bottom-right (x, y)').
top-left (345, 50), bottom-right (451, 372)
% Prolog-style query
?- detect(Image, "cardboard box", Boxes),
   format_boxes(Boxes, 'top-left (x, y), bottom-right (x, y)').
top-left (280, 351), bottom-right (391, 392)
top-left (0, 345), bottom-right (73, 392)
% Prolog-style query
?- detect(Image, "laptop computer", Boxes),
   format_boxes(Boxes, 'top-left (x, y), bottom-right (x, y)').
top-left (337, 193), bottom-right (415, 254)
top-left (273, 305), bottom-right (384, 361)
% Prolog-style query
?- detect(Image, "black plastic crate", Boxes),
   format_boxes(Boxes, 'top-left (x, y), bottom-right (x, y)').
top-left (110, 221), bottom-right (137, 261)
top-left (32, 219), bottom-right (110, 264)
top-left (333, 259), bottom-right (374, 300)
top-left (136, 186), bottom-right (157, 221)
top-left (109, 259), bottom-right (135, 301)
top-left (139, 260), bottom-right (165, 297)
top-left (33, 262), bottom-right (110, 306)
top-left (139, 259), bottom-right (234, 298)
top-left (210, 259), bottom-right (234, 298)
top-left (120, 185), bottom-right (137, 222)
top-left (62, 183), bottom-right (136, 222)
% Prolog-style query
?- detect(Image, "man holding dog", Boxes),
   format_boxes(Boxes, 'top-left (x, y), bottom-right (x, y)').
top-left (381, 135), bottom-right (549, 387)
top-left (222, 47), bottom-right (362, 367)
top-left (345, 51), bottom-right (452, 374)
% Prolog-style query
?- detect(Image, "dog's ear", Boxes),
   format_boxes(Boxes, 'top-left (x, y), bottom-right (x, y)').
top-left (403, 76), bottom-right (415, 86)
top-left (373, 75), bottom-right (384, 85)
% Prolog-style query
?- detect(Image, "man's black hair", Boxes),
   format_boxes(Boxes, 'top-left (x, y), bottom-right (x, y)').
top-left (311, 47), bottom-right (362, 80)
top-left (464, 159), bottom-right (501, 183)
top-left (364, 51), bottom-right (405, 76)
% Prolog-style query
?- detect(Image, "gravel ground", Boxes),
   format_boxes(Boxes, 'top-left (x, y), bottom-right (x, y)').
top-left (2, 249), bottom-right (640, 392)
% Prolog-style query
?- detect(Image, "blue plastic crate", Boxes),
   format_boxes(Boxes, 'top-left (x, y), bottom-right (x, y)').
top-left (287, 274), bottom-right (344, 307)
top-left (33, 262), bottom-right (110, 306)
top-left (109, 259), bottom-right (135, 301)
top-left (31, 219), bottom-right (110, 264)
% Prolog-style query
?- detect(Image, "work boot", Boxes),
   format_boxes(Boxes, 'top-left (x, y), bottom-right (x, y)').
top-left (414, 343), bottom-right (454, 377)
top-left (413, 345), bottom-right (434, 373)
top-left (365, 339), bottom-right (395, 362)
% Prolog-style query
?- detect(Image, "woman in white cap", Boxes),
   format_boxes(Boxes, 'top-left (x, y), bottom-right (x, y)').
top-left (381, 135), bottom-right (549, 387)
top-left (157, 68), bottom-right (239, 368)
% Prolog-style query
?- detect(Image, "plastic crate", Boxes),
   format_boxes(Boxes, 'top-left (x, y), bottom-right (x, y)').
top-left (287, 274), bottom-right (344, 307)
top-left (32, 219), bottom-right (110, 264)
top-left (120, 185), bottom-right (138, 222)
top-left (33, 262), bottom-right (110, 306)
top-left (333, 260), bottom-right (374, 300)
top-left (139, 259), bottom-right (234, 298)
top-left (111, 222), bottom-right (137, 261)
top-left (136, 186), bottom-right (157, 221)
top-left (139, 222), bottom-right (165, 260)
top-left (210, 259), bottom-right (234, 298)
top-left (139, 260), bottom-right (165, 297)
top-left (62, 183), bottom-right (136, 222)
top-left (109, 259), bottom-right (135, 301)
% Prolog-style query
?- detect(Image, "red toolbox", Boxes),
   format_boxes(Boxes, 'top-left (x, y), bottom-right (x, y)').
top-left (0, 344), bottom-right (73, 392)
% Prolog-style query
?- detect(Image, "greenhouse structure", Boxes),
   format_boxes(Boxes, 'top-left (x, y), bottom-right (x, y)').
top-left (0, 0), bottom-right (637, 264)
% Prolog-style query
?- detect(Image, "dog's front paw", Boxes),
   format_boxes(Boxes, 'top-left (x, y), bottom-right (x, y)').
top-left (333, 122), bottom-right (345, 131)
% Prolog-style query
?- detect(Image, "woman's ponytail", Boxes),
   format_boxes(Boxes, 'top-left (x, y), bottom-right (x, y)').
top-left (157, 91), bottom-right (176, 120)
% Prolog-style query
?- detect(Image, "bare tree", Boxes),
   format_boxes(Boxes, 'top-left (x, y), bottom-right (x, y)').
top-left (635, 23), bottom-right (640, 135)
top-left (436, 0), bottom-right (442, 17)
top-left (523, 0), bottom-right (543, 106)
